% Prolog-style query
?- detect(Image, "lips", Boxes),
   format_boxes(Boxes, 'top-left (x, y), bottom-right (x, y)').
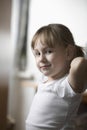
top-left (40, 64), bottom-right (51, 69)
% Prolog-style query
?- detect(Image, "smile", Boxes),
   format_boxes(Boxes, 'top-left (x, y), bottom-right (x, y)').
top-left (40, 64), bottom-right (51, 69)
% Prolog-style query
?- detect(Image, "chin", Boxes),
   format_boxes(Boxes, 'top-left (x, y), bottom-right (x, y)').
top-left (43, 72), bottom-right (52, 77)
top-left (42, 72), bottom-right (50, 76)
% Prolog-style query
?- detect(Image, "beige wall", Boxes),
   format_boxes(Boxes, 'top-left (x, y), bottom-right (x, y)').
top-left (0, 0), bottom-right (11, 31)
top-left (0, 0), bottom-right (11, 129)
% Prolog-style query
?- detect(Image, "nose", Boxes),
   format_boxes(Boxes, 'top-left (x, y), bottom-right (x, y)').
top-left (39, 54), bottom-right (46, 62)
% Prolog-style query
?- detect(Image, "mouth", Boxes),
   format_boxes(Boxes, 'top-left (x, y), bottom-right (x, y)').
top-left (40, 64), bottom-right (51, 69)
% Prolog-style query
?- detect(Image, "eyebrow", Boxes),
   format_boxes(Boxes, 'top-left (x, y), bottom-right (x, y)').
top-left (34, 45), bottom-right (54, 49)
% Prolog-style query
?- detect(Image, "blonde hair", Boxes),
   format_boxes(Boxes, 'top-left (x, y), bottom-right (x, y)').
top-left (31, 24), bottom-right (84, 57)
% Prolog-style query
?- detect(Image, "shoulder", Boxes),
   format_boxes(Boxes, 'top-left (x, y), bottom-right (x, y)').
top-left (70, 57), bottom-right (87, 70)
top-left (68, 57), bottom-right (87, 93)
top-left (54, 75), bottom-right (78, 97)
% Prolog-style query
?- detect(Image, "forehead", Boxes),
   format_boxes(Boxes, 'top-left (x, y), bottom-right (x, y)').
top-left (34, 38), bottom-right (65, 52)
top-left (34, 38), bottom-right (50, 50)
top-left (33, 32), bottom-right (56, 49)
top-left (34, 37), bottom-right (63, 51)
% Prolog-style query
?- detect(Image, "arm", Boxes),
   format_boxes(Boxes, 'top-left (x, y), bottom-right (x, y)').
top-left (68, 57), bottom-right (87, 93)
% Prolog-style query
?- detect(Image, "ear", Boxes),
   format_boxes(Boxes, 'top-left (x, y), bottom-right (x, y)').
top-left (65, 45), bottom-right (75, 61)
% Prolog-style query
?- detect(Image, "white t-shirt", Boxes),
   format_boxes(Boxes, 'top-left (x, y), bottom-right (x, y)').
top-left (26, 75), bottom-right (82, 130)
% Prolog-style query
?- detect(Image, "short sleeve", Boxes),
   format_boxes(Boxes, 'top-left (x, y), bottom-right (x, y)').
top-left (56, 76), bottom-right (81, 98)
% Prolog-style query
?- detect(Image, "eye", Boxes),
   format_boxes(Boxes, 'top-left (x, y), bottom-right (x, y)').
top-left (34, 51), bottom-right (40, 57)
top-left (45, 49), bottom-right (53, 54)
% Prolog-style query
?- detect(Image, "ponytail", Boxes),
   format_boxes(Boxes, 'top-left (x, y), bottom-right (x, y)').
top-left (75, 45), bottom-right (84, 57)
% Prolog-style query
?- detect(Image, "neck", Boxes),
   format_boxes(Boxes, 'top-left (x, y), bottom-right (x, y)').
top-left (48, 66), bottom-right (70, 82)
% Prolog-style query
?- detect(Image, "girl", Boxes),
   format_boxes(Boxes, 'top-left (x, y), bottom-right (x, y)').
top-left (26, 24), bottom-right (87, 130)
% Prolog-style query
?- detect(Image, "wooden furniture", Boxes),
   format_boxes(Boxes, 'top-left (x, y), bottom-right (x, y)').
top-left (0, 81), bottom-right (8, 130)
top-left (82, 90), bottom-right (87, 104)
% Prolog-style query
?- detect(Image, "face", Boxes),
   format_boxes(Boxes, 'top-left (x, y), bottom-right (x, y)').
top-left (33, 39), bottom-right (69, 81)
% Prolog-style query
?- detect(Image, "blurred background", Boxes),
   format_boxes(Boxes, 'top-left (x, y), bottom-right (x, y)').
top-left (0, 0), bottom-right (87, 130)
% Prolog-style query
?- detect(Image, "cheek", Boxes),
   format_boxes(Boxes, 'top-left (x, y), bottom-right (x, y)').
top-left (35, 59), bottom-right (40, 68)
top-left (47, 55), bottom-right (55, 62)
top-left (52, 55), bottom-right (66, 67)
